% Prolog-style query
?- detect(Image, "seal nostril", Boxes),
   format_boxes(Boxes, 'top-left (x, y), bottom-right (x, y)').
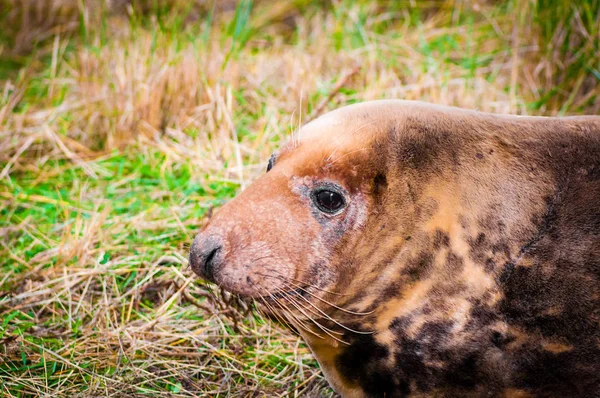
top-left (190, 235), bottom-right (223, 283)
top-left (203, 246), bottom-right (219, 281)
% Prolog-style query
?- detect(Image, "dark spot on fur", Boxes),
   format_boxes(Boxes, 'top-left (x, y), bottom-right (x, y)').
top-left (432, 229), bottom-right (450, 249)
top-left (467, 299), bottom-right (498, 328)
top-left (335, 334), bottom-right (396, 396)
top-left (468, 232), bottom-right (502, 268)
top-left (391, 122), bottom-right (460, 172)
top-left (476, 152), bottom-right (484, 159)
top-left (497, 261), bottom-right (516, 284)
top-left (388, 318), bottom-right (500, 393)
top-left (374, 173), bottom-right (387, 196)
top-left (490, 331), bottom-right (516, 348)
top-left (518, 195), bottom-right (560, 257)
top-left (389, 316), bottom-right (412, 332)
top-left (490, 331), bottom-right (504, 347)
top-left (491, 241), bottom-right (511, 258)
top-left (475, 232), bottom-right (486, 245)
top-left (511, 347), bottom-right (598, 396)
top-left (419, 321), bottom-right (453, 344)
top-left (403, 251), bottom-right (434, 281)
top-left (484, 258), bottom-right (496, 272)
top-left (396, 139), bottom-right (434, 170)
top-left (381, 279), bottom-right (403, 301)
top-left (479, 204), bottom-right (509, 235)
top-left (443, 353), bottom-right (480, 388)
top-left (444, 251), bottom-right (464, 273)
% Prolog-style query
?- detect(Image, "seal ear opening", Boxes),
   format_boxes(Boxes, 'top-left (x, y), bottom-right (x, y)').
top-left (374, 173), bottom-right (388, 196)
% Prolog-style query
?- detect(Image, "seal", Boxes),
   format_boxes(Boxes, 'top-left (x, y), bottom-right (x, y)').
top-left (189, 100), bottom-right (600, 397)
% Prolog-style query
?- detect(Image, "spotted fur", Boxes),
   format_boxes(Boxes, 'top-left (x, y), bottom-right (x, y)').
top-left (189, 101), bottom-right (600, 397)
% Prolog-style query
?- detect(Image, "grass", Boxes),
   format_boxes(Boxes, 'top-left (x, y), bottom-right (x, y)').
top-left (0, 0), bottom-right (599, 396)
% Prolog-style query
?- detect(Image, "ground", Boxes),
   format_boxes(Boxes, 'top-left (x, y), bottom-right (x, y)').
top-left (0, 0), bottom-right (598, 397)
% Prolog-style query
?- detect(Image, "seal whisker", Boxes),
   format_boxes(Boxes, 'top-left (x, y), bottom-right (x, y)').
top-left (273, 284), bottom-right (346, 336)
top-left (257, 270), bottom-right (371, 315)
top-left (281, 284), bottom-right (375, 335)
top-left (256, 296), bottom-right (296, 333)
top-left (278, 282), bottom-right (375, 334)
top-left (289, 108), bottom-right (298, 148)
top-left (298, 303), bottom-right (370, 336)
top-left (250, 282), bottom-right (300, 334)
top-left (256, 286), bottom-right (325, 340)
top-left (327, 147), bottom-right (370, 166)
top-left (273, 300), bottom-right (324, 340)
top-left (265, 269), bottom-right (348, 296)
top-left (278, 277), bottom-right (375, 316)
top-left (249, 286), bottom-right (293, 331)
top-left (271, 286), bottom-right (350, 345)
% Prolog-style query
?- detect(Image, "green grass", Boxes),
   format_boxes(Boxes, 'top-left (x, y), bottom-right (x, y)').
top-left (1, 0), bottom-right (599, 396)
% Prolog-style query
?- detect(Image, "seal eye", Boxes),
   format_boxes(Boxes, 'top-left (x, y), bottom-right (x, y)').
top-left (313, 189), bottom-right (345, 214)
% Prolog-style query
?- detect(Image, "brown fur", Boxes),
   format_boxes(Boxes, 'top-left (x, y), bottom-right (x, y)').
top-left (189, 100), bottom-right (600, 397)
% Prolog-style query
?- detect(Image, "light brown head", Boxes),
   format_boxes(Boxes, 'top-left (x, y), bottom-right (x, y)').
top-left (189, 101), bottom-right (392, 308)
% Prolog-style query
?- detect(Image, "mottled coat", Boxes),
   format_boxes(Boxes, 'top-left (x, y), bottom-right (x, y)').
top-left (190, 101), bottom-right (600, 397)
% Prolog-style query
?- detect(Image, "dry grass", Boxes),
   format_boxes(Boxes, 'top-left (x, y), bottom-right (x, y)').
top-left (0, 0), bottom-right (598, 396)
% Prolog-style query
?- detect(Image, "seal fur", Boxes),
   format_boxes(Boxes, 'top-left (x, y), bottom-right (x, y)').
top-left (189, 100), bottom-right (600, 397)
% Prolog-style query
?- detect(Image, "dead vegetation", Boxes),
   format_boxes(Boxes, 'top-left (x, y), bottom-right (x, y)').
top-left (0, 0), bottom-right (598, 396)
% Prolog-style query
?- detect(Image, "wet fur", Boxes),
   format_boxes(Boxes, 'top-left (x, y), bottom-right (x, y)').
top-left (190, 101), bottom-right (600, 397)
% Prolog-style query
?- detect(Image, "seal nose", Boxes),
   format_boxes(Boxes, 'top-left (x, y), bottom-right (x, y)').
top-left (189, 235), bottom-right (223, 283)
